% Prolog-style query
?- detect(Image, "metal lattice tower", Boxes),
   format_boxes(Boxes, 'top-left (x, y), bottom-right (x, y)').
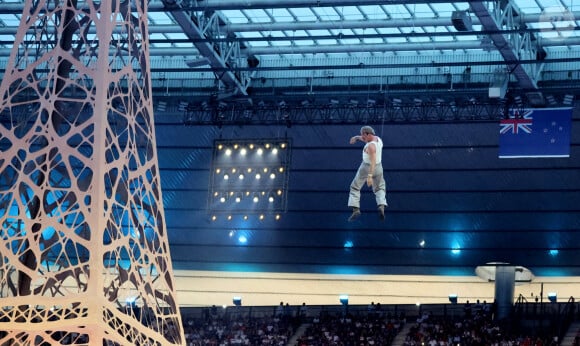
top-left (0, 1), bottom-right (184, 345)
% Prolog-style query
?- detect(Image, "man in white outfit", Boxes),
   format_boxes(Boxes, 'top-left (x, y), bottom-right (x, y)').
top-left (347, 126), bottom-right (388, 221)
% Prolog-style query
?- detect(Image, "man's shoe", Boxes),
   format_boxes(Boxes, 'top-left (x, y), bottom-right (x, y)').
top-left (348, 207), bottom-right (361, 222)
top-left (378, 205), bottom-right (386, 221)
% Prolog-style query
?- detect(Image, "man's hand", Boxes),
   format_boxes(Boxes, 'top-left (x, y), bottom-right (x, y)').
top-left (349, 136), bottom-right (359, 144)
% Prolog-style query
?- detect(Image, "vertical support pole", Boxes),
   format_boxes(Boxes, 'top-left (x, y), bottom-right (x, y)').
top-left (494, 265), bottom-right (516, 321)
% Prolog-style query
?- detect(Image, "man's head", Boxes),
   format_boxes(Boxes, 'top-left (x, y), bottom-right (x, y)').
top-left (360, 126), bottom-right (376, 140)
top-left (360, 126), bottom-right (375, 135)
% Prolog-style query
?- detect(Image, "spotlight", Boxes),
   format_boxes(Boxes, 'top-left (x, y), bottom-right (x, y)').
top-left (156, 101), bottom-right (167, 112)
top-left (233, 297), bottom-right (242, 306)
top-left (178, 101), bottom-right (188, 112)
top-left (449, 294), bottom-right (458, 304)
top-left (339, 295), bottom-right (349, 306)
top-left (548, 292), bottom-right (557, 303)
top-left (253, 194), bottom-right (259, 203)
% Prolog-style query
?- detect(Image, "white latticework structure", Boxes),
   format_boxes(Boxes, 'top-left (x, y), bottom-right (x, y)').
top-left (0, 1), bottom-right (184, 345)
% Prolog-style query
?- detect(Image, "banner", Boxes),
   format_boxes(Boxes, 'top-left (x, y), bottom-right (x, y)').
top-left (498, 107), bottom-right (572, 158)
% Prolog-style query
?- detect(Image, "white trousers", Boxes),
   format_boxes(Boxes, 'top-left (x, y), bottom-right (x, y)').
top-left (347, 162), bottom-right (387, 208)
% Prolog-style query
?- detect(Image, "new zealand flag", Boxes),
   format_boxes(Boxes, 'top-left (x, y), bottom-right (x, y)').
top-left (499, 108), bottom-right (573, 158)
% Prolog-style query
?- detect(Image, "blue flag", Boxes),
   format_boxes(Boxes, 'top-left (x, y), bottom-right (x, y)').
top-left (499, 107), bottom-right (572, 158)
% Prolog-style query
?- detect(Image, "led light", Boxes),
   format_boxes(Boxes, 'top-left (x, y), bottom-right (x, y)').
top-left (216, 168), bottom-right (221, 174)
top-left (211, 215), bottom-right (217, 221)
top-left (263, 167), bottom-right (268, 173)
top-left (218, 144), bottom-right (223, 150)
top-left (225, 149), bottom-right (232, 156)
top-left (253, 195), bottom-right (259, 203)
top-left (275, 214), bottom-right (281, 220)
top-left (255, 173), bottom-right (261, 180)
top-left (272, 148), bottom-right (278, 154)
top-left (257, 148), bottom-right (263, 155)
top-left (227, 215), bottom-right (232, 220)
top-left (238, 174), bottom-right (244, 180)
top-left (259, 214), bottom-right (265, 220)
top-left (268, 196), bottom-right (274, 203)
top-left (223, 174), bottom-right (229, 180)
top-left (270, 173), bottom-right (275, 179)
top-left (279, 167), bottom-right (284, 173)
top-left (243, 215), bottom-right (248, 220)
top-left (280, 143), bottom-right (286, 149)
top-left (240, 148), bottom-right (247, 155)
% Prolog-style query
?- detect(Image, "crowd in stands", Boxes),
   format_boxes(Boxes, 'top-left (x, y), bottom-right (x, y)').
top-left (402, 300), bottom-right (558, 346)
top-left (180, 299), bottom-right (565, 346)
top-left (293, 306), bottom-right (404, 346)
top-left (182, 302), bottom-right (302, 345)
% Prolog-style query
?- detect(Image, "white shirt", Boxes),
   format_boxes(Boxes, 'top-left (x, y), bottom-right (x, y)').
top-left (362, 136), bottom-right (383, 164)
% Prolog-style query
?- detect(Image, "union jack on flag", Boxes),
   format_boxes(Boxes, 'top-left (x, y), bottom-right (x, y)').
top-left (499, 110), bottom-right (533, 134)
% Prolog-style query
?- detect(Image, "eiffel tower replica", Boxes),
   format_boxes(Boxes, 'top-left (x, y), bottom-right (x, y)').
top-left (0, 1), bottom-right (184, 344)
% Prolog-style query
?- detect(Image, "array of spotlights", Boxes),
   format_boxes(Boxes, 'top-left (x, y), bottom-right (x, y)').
top-left (209, 139), bottom-right (291, 215)
top-left (211, 213), bottom-right (282, 222)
